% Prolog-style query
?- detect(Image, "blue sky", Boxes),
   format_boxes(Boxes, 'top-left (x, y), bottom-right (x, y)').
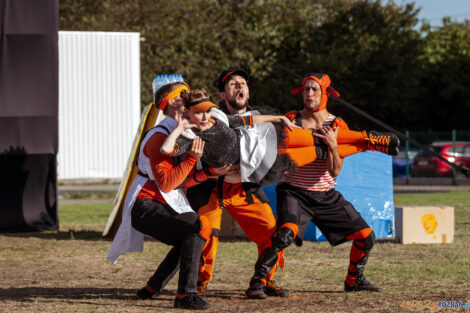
top-left (396, 0), bottom-right (470, 27)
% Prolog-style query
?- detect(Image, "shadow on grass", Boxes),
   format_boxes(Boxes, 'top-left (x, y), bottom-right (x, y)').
top-left (0, 287), bottom-right (138, 301)
top-left (1, 230), bottom-right (111, 241)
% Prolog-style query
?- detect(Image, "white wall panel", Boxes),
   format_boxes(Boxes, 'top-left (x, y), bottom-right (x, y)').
top-left (58, 31), bottom-right (140, 179)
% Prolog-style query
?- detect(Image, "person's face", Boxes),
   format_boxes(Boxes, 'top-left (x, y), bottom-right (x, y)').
top-left (167, 85), bottom-right (186, 113)
top-left (186, 108), bottom-right (212, 131)
top-left (303, 79), bottom-right (322, 111)
top-left (168, 94), bottom-right (184, 113)
top-left (219, 75), bottom-right (250, 110)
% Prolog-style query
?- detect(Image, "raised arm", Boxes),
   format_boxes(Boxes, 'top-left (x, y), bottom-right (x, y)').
top-left (252, 115), bottom-right (294, 130)
top-left (160, 118), bottom-right (195, 156)
top-left (227, 114), bottom-right (294, 130)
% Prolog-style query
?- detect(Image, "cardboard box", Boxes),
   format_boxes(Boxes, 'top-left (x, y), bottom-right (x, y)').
top-left (395, 206), bottom-right (454, 244)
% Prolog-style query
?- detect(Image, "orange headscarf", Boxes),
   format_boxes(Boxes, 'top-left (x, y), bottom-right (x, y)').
top-left (291, 73), bottom-right (340, 112)
top-left (158, 85), bottom-right (190, 110)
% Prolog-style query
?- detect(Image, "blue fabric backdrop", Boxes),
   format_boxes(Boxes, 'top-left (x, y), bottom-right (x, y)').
top-left (263, 151), bottom-right (394, 241)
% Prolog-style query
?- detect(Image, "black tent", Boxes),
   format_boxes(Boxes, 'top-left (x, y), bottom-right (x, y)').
top-left (0, 0), bottom-right (59, 231)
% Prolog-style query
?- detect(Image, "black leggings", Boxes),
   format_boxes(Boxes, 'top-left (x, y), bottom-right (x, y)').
top-left (131, 198), bottom-right (205, 294)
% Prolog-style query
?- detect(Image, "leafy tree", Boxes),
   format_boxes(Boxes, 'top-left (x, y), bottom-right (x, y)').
top-left (58, 0), bottom-right (470, 131)
top-left (418, 19), bottom-right (470, 130)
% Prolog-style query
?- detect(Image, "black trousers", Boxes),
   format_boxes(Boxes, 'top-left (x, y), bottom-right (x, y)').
top-left (131, 198), bottom-right (205, 294)
top-left (276, 182), bottom-right (370, 246)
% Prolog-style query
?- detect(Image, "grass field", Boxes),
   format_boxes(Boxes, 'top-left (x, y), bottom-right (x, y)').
top-left (1, 191), bottom-right (469, 312)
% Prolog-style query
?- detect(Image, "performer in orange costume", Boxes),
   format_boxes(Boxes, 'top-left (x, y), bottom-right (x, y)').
top-left (185, 70), bottom-right (398, 299)
top-left (246, 73), bottom-right (387, 295)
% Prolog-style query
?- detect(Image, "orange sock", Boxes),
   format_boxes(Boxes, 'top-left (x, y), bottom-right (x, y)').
top-left (177, 293), bottom-right (189, 300)
top-left (145, 284), bottom-right (157, 294)
top-left (346, 240), bottom-right (367, 286)
top-left (337, 129), bottom-right (367, 144)
top-left (278, 146), bottom-right (317, 167)
top-left (282, 128), bottom-right (315, 148)
top-left (337, 143), bottom-right (368, 158)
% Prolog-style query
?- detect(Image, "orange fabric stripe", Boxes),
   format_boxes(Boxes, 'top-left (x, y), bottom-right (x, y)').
top-left (145, 284), bottom-right (157, 294)
top-left (171, 142), bottom-right (180, 156)
top-left (265, 250), bottom-right (284, 280)
top-left (199, 215), bottom-right (212, 241)
top-left (177, 293), bottom-right (189, 299)
top-left (241, 116), bottom-right (247, 126)
top-left (350, 243), bottom-right (366, 262)
top-left (279, 222), bottom-right (298, 238)
top-left (221, 71), bottom-right (233, 82)
top-left (346, 227), bottom-right (373, 241)
top-left (158, 85), bottom-right (189, 110)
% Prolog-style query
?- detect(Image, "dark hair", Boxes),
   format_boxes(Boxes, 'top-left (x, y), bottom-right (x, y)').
top-left (154, 82), bottom-right (189, 113)
top-left (181, 88), bottom-right (211, 108)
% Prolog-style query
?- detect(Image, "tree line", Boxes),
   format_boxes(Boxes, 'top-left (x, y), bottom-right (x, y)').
top-left (59, 0), bottom-right (470, 131)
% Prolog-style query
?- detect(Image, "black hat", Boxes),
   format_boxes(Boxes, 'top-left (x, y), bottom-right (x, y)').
top-left (216, 68), bottom-right (249, 91)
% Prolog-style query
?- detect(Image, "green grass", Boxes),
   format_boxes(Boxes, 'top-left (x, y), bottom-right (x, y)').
top-left (59, 202), bottom-right (114, 225)
top-left (0, 192), bottom-right (468, 312)
top-left (394, 190), bottom-right (470, 222)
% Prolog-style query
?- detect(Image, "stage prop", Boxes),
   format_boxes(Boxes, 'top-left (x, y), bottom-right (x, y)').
top-left (0, 0), bottom-right (59, 232)
top-left (264, 151), bottom-right (395, 241)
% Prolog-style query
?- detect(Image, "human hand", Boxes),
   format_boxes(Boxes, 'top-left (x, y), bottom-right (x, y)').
top-left (278, 116), bottom-right (295, 131)
top-left (175, 111), bottom-right (197, 129)
top-left (187, 136), bottom-right (205, 159)
top-left (313, 126), bottom-right (338, 148)
top-left (211, 164), bottom-right (240, 176)
top-left (224, 173), bottom-right (242, 184)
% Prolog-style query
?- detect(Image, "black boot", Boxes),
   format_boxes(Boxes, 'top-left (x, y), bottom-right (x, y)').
top-left (344, 233), bottom-right (380, 292)
top-left (365, 131), bottom-right (400, 156)
top-left (136, 286), bottom-right (157, 299)
top-left (174, 293), bottom-right (211, 310)
top-left (344, 274), bottom-right (381, 292)
top-left (246, 227), bottom-right (294, 299)
top-left (245, 278), bottom-right (267, 299)
top-left (264, 280), bottom-right (289, 297)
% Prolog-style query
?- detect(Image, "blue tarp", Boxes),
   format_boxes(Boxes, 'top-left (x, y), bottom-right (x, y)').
top-left (263, 151), bottom-right (394, 241)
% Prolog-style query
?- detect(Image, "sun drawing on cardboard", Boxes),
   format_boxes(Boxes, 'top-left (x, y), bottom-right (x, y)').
top-left (421, 214), bottom-right (438, 235)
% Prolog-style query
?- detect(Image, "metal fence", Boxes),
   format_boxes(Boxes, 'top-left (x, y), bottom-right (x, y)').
top-left (396, 129), bottom-right (470, 182)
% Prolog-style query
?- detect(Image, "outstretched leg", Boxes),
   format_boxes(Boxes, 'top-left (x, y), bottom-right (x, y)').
top-left (279, 127), bottom-right (399, 162)
top-left (344, 228), bottom-right (381, 292)
top-left (137, 246), bottom-right (180, 299)
top-left (246, 223), bottom-right (298, 299)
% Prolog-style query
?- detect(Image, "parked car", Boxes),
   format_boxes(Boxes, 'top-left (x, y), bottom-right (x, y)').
top-left (392, 148), bottom-right (418, 177)
top-left (412, 141), bottom-right (470, 177)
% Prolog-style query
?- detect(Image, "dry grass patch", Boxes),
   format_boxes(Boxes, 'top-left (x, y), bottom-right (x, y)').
top-left (1, 192), bottom-right (469, 312)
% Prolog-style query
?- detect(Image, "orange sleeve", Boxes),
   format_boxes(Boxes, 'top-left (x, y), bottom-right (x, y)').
top-left (332, 117), bottom-right (350, 130)
top-left (182, 168), bottom-right (210, 188)
top-left (143, 132), bottom-right (198, 193)
top-left (284, 110), bottom-right (298, 121)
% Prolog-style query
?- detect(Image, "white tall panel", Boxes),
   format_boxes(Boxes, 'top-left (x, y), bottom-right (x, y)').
top-left (58, 31), bottom-right (140, 179)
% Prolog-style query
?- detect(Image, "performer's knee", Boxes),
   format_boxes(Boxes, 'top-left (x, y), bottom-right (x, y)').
top-left (364, 231), bottom-right (375, 250)
top-left (272, 223), bottom-right (298, 250)
top-left (199, 215), bottom-right (212, 241)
